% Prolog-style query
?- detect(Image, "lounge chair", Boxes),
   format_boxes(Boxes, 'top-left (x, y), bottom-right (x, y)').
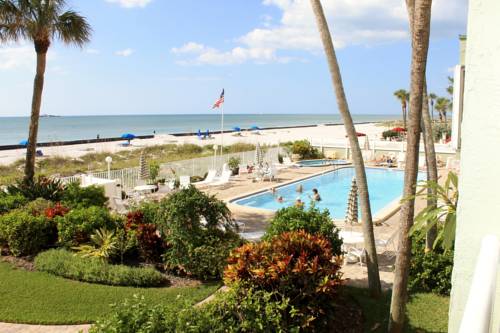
top-left (195, 170), bottom-right (217, 186)
top-left (375, 230), bottom-right (398, 258)
top-left (210, 170), bottom-right (232, 186)
top-left (179, 176), bottom-right (190, 189)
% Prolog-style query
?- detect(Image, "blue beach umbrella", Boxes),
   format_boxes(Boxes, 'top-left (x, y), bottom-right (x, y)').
top-left (250, 125), bottom-right (260, 131)
top-left (232, 126), bottom-right (241, 132)
top-left (19, 140), bottom-right (28, 146)
top-left (121, 133), bottom-right (135, 140)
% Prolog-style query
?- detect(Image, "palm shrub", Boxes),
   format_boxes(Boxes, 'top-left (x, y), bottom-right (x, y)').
top-left (0, 209), bottom-right (56, 256)
top-left (35, 249), bottom-right (166, 287)
top-left (73, 228), bottom-right (117, 262)
top-left (7, 177), bottom-right (66, 201)
top-left (264, 205), bottom-right (342, 256)
top-left (61, 182), bottom-right (108, 208)
top-left (225, 230), bottom-right (343, 330)
top-left (55, 206), bottom-right (114, 247)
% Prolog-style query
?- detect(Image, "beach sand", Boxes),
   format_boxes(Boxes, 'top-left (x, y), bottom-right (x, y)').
top-left (0, 122), bottom-right (385, 165)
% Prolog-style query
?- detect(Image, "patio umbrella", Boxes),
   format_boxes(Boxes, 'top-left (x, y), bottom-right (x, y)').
top-left (121, 133), bottom-right (135, 144)
top-left (19, 140), bottom-right (28, 147)
top-left (255, 142), bottom-right (263, 167)
top-left (139, 151), bottom-right (149, 180)
top-left (345, 132), bottom-right (366, 138)
top-left (250, 125), bottom-right (260, 131)
top-left (232, 126), bottom-right (241, 132)
top-left (345, 177), bottom-right (359, 225)
top-left (392, 127), bottom-right (406, 132)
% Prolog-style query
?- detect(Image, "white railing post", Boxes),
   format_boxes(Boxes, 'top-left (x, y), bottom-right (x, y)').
top-left (459, 235), bottom-right (500, 333)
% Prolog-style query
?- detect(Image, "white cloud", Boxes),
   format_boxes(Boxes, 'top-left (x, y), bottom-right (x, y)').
top-left (115, 48), bottom-right (134, 57)
top-left (105, 0), bottom-right (152, 8)
top-left (85, 48), bottom-right (101, 55)
top-left (172, 0), bottom-right (468, 66)
top-left (0, 45), bottom-right (34, 70)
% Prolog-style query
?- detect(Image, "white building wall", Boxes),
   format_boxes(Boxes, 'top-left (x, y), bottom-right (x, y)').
top-left (448, 0), bottom-right (500, 331)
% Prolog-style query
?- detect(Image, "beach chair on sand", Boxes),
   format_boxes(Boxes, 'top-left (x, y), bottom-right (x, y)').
top-left (179, 176), bottom-right (190, 189)
top-left (210, 170), bottom-right (232, 187)
top-left (195, 170), bottom-right (217, 186)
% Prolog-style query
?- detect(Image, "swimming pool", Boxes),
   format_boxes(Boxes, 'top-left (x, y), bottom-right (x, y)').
top-left (296, 159), bottom-right (350, 167)
top-left (232, 167), bottom-right (424, 219)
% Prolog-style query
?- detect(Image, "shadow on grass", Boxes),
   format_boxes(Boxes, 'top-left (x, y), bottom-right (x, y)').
top-left (344, 286), bottom-right (448, 333)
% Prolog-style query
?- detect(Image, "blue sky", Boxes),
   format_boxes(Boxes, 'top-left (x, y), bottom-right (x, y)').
top-left (0, 0), bottom-right (468, 117)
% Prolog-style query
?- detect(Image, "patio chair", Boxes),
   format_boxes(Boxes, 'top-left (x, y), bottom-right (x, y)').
top-left (194, 169), bottom-right (217, 186)
top-left (375, 230), bottom-right (398, 258)
top-left (262, 166), bottom-right (277, 182)
top-left (346, 247), bottom-right (366, 266)
top-left (179, 176), bottom-right (190, 189)
top-left (210, 170), bottom-right (232, 186)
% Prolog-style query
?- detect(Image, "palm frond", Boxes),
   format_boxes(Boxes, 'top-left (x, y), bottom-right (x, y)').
top-left (54, 10), bottom-right (91, 46)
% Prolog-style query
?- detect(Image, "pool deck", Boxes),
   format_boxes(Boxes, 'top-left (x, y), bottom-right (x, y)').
top-left (201, 164), bottom-right (449, 290)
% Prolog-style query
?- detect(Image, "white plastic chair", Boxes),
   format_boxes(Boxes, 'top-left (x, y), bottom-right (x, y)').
top-left (375, 230), bottom-right (398, 257)
top-left (195, 170), bottom-right (217, 186)
top-left (210, 170), bottom-right (231, 186)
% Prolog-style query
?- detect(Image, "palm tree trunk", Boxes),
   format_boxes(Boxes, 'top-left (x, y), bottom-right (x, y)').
top-left (24, 50), bottom-right (47, 182)
top-left (389, 0), bottom-right (432, 331)
top-left (402, 107), bottom-right (407, 129)
top-left (310, 0), bottom-right (381, 298)
top-left (421, 83), bottom-right (438, 251)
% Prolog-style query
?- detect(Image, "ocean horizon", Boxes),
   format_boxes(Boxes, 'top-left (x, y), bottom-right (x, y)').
top-left (0, 113), bottom-right (400, 146)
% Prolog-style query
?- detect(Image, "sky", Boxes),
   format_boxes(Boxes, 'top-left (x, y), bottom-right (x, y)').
top-left (0, 0), bottom-right (468, 117)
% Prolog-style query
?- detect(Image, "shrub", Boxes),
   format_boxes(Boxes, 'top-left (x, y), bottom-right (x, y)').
top-left (0, 210), bottom-right (56, 256)
top-left (35, 249), bottom-right (167, 287)
top-left (0, 193), bottom-right (28, 214)
top-left (89, 286), bottom-right (296, 333)
top-left (126, 211), bottom-right (164, 263)
top-left (44, 202), bottom-right (70, 219)
top-left (264, 205), bottom-right (343, 256)
top-left (149, 161), bottom-right (160, 182)
top-left (227, 156), bottom-right (241, 170)
top-left (382, 129), bottom-right (401, 140)
top-left (73, 228), bottom-right (118, 262)
top-left (61, 182), bottom-right (108, 208)
top-left (290, 140), bottom-right (323, 159)
top-left (23, 198), bottom-right (54, 216)
top-left (55, 206), bottom-right (114, 246)
top-left (225, 230), bottom-right (342, 330)
top-left (409, 238), bottom-right (453, 295)
top-left (7, 177), bottom-right (66, 201)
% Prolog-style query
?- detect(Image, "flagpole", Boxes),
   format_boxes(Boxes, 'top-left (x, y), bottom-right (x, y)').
top-left (220, 93), bottom-right (224, 157)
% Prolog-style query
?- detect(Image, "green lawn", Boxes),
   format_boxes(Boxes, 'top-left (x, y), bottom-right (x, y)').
top-left (0, 261), bottom-right (219, 324)
top-left (347, 287), bottom-right (450, 333)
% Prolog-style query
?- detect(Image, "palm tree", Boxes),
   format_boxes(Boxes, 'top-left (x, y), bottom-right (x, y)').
top-left (310, 0), bottom-right (381, 298)
top-left (389, 0), bottom-right (433, 331)
top-left (394, 89), bottom-right (409, 129)
top-left (435, 97), bottom-right (450, 123)
top-left (0, 0), bottom-right (91, 182)
top-left (428, 92), bottom-right (437, 121)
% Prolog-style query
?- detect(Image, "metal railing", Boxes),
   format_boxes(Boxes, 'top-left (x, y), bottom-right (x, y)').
top-left (57, 147), bottom-right (280, 191)
top-left (458, 235), bottom-right (500, 333)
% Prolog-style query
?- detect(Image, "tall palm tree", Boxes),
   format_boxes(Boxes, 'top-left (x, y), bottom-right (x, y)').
top-left (394, 89), bottom-right (409, 129)
top-left (0, 0), bottom-right (91, 182)
top-left (435, 97), bottom-right (450, 123)
top-left (389, 0), bottom-right (433, 331)
top-left (310, 0), bottom-right (381, 298)
top-left (428, 92), bottom-right (437, 121)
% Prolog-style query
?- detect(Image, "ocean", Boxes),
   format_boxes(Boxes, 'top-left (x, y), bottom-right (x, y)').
top-left (0, 114), bottom-right (399, 146)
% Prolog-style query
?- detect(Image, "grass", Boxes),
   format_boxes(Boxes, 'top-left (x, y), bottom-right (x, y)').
top-left (0, 142), bottom-right (258, 185)
top-left (346, 287), bottom-right (449, 333)
top-left (0, 261), bottom-right (220, 324)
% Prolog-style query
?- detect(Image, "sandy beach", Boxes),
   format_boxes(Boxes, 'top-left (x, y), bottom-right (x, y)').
top-left (0, 122), bottom-right (385, 166)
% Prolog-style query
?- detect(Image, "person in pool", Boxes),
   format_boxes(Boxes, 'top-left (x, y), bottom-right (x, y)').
top-left (295, 198), bottom-right (304, 208)
top-left (311, 188), bottom-right (321, 202)
top-left (277, 196), bottom-right (284, 203)
top-left (296, 184), bottom-right (303, 193)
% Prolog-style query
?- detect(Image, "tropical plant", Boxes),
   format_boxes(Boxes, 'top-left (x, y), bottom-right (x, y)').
top-left (264, 205), bottom-right (342, 256)
top-left (73, 228), bottom-right (118, 262)
top-left (0, 193), bottom-right (28, 214)
top-left (61, 182), bottom-right (108, 208)
top-left (310, 0), bottom-right (381, 296)
top-left (7, 176), bottom-right (65, 201)
top-left (435, 97), bottom-right (450, 123)
top-left (394, 89), bottom-right (410, 129)
top-left (227, 156), bottom-right (240, 170)
top-left (148, 161), bottom-right (160, 183)
top-left (389, 0), bottom-right (433, 331)
top-left (290, 140), bottom-right (322, 159)
top-left (428, 92), bottom-right (437, 121)
top-left (409, 172), bottom-right (458, 251)
top-left (225, 230), bottom-right (342, 330)
top-left (125, 211), bottom-right (164, 263)
top-left (44, 202), bottom-right (69, 219)
top-left (35, 249), bottom-right (166, 287)
top-left (0, 0), bottom-right (92, 182)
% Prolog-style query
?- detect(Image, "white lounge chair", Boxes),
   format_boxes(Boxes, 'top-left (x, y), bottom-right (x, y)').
top-left (210, 170), bottom-right (232, 186)
top-left (179, 176), bottom-right (190, 189)
top-left (375, 230), bottom-right (398, 258)
top-left (195, 170), bottom-right (217, 186)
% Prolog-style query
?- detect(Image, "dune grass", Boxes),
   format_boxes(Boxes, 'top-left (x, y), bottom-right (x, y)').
top-left (0, 261), bottom-right (219, 324)
top-left (347, 286), bottom-right (449, 333)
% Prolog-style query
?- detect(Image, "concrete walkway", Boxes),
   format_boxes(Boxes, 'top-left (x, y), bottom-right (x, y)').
top-left (0, 323), bottom-right (90, 333)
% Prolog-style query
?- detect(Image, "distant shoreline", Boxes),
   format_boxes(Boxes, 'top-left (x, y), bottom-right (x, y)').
top-left (0, 121), bottom-right (380, 151)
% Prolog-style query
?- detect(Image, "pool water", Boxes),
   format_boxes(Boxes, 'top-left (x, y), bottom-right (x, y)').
top-left (233, 167), bottom-right (424, 219)
top-left (296, 159), bottom-right (350, 167)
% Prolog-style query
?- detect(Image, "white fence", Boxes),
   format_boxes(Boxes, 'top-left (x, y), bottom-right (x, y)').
top-left (458, 235), bottom-right (500, 333)
top-left (58, 147), bottom-right (280, 191)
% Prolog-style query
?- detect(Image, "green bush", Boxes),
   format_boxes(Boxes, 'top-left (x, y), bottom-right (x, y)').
top-left (289, 140), bottom-right (323, 159)
top-left (0, 193), bottom-right (28, 214)
top-left (225, 230), bottom-right (343, 330)
top-left (7, 177), bottom-right (66, 201)
top-left (61, 182), bottom-right (108, 208)
top-left (264, 205), bottom-right (343, 256)
top-left (22, 198), bottom-right (54, 216)
top-left (409, 238), bottom-right (453, 295)
top-left (89, 286), bottom-right (296, 333)
top-left (55, 206), bottom-right (114, 246)
top-left (35, 249), bottom-right (167, 287)
top-left (382, 129), bottom-right (401, 140)
top-left (0, 210), bottom-right (56, 256)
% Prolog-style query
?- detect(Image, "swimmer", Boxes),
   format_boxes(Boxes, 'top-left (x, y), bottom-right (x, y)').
top-left (296, 184), bottom-right (303, 193)
top-left (311, 188), bottom-right (321, 202)
top-left (295, 198), bottom-right (304, 208)
top-left (277, 196), bottom-right (284, 203)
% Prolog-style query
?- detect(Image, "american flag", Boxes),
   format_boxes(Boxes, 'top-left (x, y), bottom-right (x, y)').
top-left (212, 89), bottom-right (224, 109)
